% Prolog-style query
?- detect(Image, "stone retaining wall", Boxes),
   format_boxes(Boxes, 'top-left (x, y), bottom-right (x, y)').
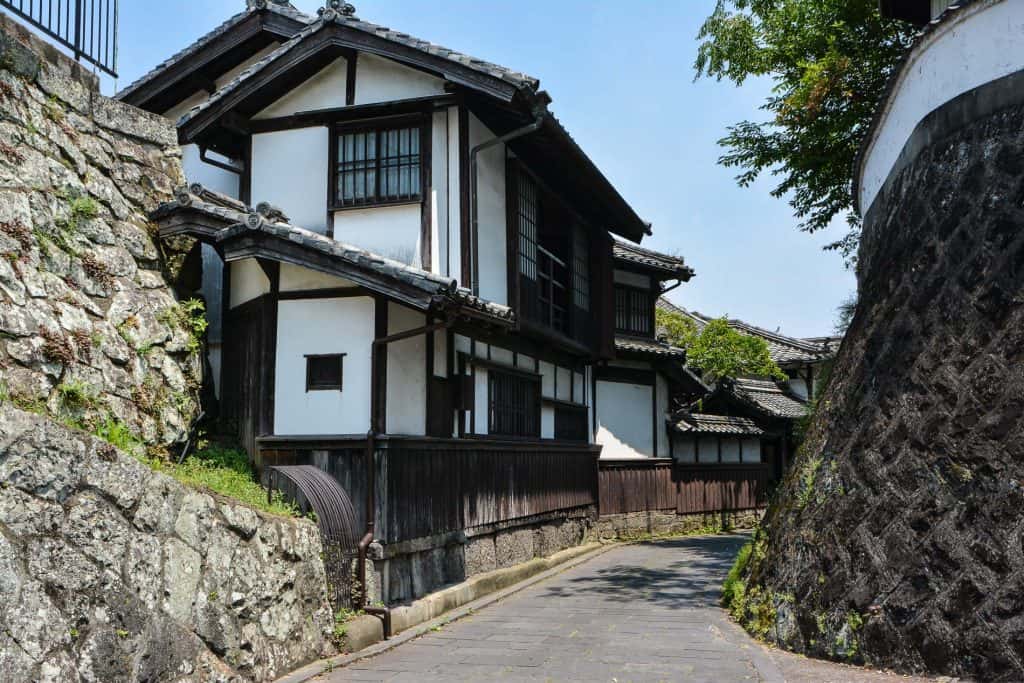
top-left (0, 14), bottom-right (200, 449)
top-left (0, 408), bottom-right (334, 681)
top-left (591, 509), bottom-right (763, 542)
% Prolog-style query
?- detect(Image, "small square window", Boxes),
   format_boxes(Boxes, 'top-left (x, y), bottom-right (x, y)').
top-left (306, 354), bottom-right (345, 392)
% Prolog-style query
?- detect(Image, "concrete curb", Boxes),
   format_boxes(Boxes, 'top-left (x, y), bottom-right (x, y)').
top-left (274, 541), bottom-right (616, 683)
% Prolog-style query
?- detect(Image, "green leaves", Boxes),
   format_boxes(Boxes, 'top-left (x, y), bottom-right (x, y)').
top-left (657, 310), bottom-right (786, 382)
top-left (695, 0), bottom-right (915, 265)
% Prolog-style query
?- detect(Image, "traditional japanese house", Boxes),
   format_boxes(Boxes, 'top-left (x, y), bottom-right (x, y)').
top-left (591, 241), bottom-right (694, 459)
top-left (130, 0), bottom-right (666, 606)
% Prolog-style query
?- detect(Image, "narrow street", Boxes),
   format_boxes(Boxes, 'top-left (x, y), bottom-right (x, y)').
top-left (324, 534), bottom-right (927, 682)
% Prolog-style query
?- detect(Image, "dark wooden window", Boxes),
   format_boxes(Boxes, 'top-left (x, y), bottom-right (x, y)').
top-left (554, 403), bottom-right (588, 442)
top-left (333, 123), bottom-right (422, 208)
top-left (514, 169), bottom-right (590, 341)
top-left (488, 369), bottom-right (541, 438)
top-left (615, 285), bottom-right (654, 337)
top-left (305, 354), bottom-right (345, 391)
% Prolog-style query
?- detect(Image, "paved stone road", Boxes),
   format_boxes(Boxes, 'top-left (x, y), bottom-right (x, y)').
top-left (324, 534), bottom-right (930, 682)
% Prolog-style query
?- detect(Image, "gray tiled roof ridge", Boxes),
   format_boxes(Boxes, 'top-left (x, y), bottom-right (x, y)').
top-left (115, 2), bottom-right (312, 101)
top-left (120, 1), bottom-right (539, 113)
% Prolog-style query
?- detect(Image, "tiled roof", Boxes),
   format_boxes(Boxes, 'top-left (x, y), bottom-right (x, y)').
top-left (656, 299), bottom-right (831, 366)
top-left (670, 413), bottom-right (764, 436)
top-left (128, 1), bottom-right (539, 117)
top-left (116, 2), bottom-right (312, 102)
top-left (615, 336), bottom-right (685, 359)
top-left (613, 240), bottom-right (694, 280)
top-left (153, 184), bottom-right (514, 324)
top-left (725, 377), bottom-right (808, 420)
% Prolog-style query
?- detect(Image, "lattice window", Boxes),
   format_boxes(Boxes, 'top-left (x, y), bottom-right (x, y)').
top-left (615, 286), bottom-right (654, 336)
top-left (571, 224), bottom-right (590, 312)
top-left (335, 125), bottom-right (421, 208)
top-left (518, 173), bottom-right (538, 282)
top-left (488, 370), bottom-right (540, 438)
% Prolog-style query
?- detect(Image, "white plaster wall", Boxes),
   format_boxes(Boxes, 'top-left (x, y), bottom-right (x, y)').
top-left (698, 436), bottom-right (718, 463)
top-left (473, 368), bottom-right (489, 436)
top-left (541, 405), bottom-right (555, 440)
top-left (596, 381), bottom-right (653, 458)
top-left (656, 373), bottom-right (670, 458)
top-left (274, 297), bottom-right (374, 435)
top-left (430, 110), bottom-right (448, 276)
top-left (354, 53), bottom-right (445, 105)
top-left (180, 144), bottom-right (241, 197)
top-left (252, 128), bottom-right (329, 233)
top-left (859, 0), bottom-right (1024, 213)
top-left (556, 367), bottom-right (572, 402)
top-left (721, 438), bottom-right (741, 464)
top-left (279, 264), bottom-right (357, 292)
top-left (446, 107), bottom-right (463, 284)
top-left (788, 377), bottom-right (809, 401)
top-left (162, 43), bottom-right (281, 122)
top-left (433, 330), bottom-right (447, 378)
top-left (255, 58), bottom-right (348, 119)
top-left (332, 205), bottom-right (422, 266)
top-left (742, 438), bottom-right (762, 463)
top-left (469, 113), bottom-right (507, 305)
top-left (229, 259), bottom-right (270, 308)
top-left (673, 436), bottom-right (697, 463)
top-left (386, 303), bottom-right (427, 436)
top-left (539, 361), bottom-right (555, 398)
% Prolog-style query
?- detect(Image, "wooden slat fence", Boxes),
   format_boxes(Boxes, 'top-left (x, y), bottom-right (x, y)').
top-left (258, 437), bottom-right (599, 545)
top-left (598, 459), bottom-right (769, 516)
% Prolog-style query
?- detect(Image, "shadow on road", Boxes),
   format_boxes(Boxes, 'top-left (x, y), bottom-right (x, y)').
top-left (536, 533), bottom-right (750, 610)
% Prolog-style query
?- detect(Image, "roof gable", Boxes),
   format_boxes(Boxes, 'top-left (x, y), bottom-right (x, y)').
top-left (613, 240), bottom-right (694, 281)
top-left (116, 3), bottom-right (310, 113)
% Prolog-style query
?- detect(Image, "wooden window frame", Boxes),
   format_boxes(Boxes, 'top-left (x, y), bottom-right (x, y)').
top-left (305, 353), bottom-right (346, 392)
top-left (486, 367), bottom-right (542, 439)
top-left (329, 115), bottom-right (429, 212)
top-left (614, 283), bottom-right (656, 338)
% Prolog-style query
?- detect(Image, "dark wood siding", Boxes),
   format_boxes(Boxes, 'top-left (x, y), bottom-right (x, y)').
top-left (258, 437), bottom-right (599, 544)
top-left (598, 459), bottom-right (769, 516)
top-left (222, 295), bottom-right (276, 459)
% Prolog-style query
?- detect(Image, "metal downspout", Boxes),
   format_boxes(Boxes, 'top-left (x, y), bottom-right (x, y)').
top-left (357, 318), bottom-right (455, 637)
top-left (469, 113), bottom-right (546, 295)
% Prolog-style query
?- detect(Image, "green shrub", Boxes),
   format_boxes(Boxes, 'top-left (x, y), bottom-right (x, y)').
top-left (145, 445), bottom-right (298, 517)
top-left (94, 417), bottom-right (143, 453)
top-left (722, 540), bottom-right (752, 615)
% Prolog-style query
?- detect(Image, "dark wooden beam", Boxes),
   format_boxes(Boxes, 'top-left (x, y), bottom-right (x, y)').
top-left (346, 50), bottom-right (357, 106)
top-left (247, 94), bottom-right (456, 134)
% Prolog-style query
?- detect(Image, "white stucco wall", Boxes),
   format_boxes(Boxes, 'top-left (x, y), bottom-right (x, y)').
top-left (596, 381), bottom-right (653, 458)
top-left (859, 0), bottom-right (1024, 213)
top-left (255, 58), bottom-right (348, 119)
top-left (279, 264), bottom-right (357, 292)
top-left (656, 373), bottom-right (669, 458)
top-left (274, 296), bottom-right (374, 435)
top-left (180, 144), bottom-right (241, 197)
top-left (446, 107), bottom-right (463, 283)
top-left (162, 43), bottom-right (282, 122)
top-left (332, 204), bottom-right (422, 266)
top-left (430, 110), bottom-right (449, 276)
top-left (468, 113), bottom-right (507, 305)
top-left (386, 303), bottom-right (427, 435)
top-left (354, 53), bottom-right (445, 105)
top-left (788, 377), bottom-right (809, 401)
top-left (252, 128), bottom-right (329, 233)
top-left (229, 259), bottom-right (270, 308)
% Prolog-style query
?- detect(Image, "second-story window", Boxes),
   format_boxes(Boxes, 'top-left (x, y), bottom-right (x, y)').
top-left (333, 123), bottom-right (422, 209)
top-left (615, 285), bottom-right (654, 336)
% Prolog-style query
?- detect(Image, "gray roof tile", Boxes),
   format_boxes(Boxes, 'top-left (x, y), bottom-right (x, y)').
top-left (613, 240), bottom-right (694, 279)
top-left (615, 336), bottom-right (685, 359)
top-left (670, 413), bottom-right (765, 436)
top-left (153, 185), bottom-right (514, 323)
top-left (725, 377), bottom-right (808, 419)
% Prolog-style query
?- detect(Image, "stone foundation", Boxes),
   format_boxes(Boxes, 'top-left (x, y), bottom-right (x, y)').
top-left (372, 510), bottom-right (594, 605)
top-left (590, 508), bottom-right (763, 542)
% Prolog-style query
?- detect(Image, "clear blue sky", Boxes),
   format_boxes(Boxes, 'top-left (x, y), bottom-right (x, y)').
top-left (94, 0), bottom-right (855, 337)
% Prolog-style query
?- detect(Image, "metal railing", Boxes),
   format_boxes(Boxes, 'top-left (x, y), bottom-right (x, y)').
top-left (0, 0), bottom-right (118, 77)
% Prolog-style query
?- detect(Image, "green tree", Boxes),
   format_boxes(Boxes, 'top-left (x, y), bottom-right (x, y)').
top-left (657, 310), bottom-right (786, 382)
top-left (694, 0), bottom-right (915, 263)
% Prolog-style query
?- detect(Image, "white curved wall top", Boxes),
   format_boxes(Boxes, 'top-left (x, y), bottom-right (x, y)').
top-left (858, 0), bottom-right (1024, 214)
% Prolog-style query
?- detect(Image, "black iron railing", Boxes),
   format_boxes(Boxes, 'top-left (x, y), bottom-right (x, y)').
top-left (0, 0), bottom-right (118, 77)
